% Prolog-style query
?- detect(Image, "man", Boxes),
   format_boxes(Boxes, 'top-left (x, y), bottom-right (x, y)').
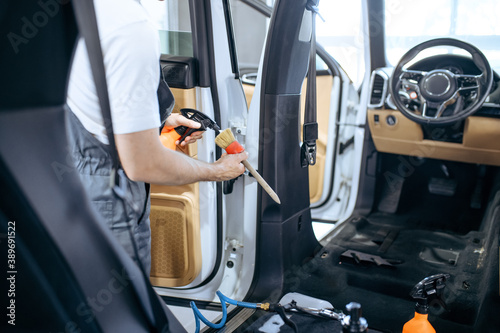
top-left (67, 0), bottom-right (247, 274)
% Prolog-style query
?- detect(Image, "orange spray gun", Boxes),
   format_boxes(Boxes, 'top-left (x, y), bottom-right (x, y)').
top-left (403, 273), bottom-right (450, 333)
top-left (161, 108), bottom-right (221, 150)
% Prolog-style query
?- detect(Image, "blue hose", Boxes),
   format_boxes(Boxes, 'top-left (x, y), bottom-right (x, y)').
top-left (190, 291), bottom-right (258, 333)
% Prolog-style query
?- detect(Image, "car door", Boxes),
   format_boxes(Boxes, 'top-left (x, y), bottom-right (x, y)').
top-left (143, 0), bottom-right (255, 306)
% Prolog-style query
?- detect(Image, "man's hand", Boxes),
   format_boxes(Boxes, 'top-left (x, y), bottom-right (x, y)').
top-left (163, 113), bottom-right (204, 146)
top-left (212, 152), bottom-right (248, 181)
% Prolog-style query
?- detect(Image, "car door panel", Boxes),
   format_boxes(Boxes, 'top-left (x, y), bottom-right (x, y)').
top-left (149, 58), bottom-right (202, 288)
top-left (149, 184), bottom-right (201, 287)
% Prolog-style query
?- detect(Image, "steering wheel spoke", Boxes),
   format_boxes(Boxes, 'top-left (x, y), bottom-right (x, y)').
top-left (422, 101), bottom-right (446, 118)
top-left (422, 94), bottom-right (463, 119)
top-left (456, 73), bottom-right (481, 91)
top-left (400, 69), bottom-right (426, 83)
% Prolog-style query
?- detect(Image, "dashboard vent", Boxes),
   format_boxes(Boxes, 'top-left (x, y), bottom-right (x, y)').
top-left (368, 70), bottom-right (388, 108)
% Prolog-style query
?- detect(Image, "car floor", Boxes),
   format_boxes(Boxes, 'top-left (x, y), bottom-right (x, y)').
top-left (283, 157), bottom-right (500, 333)
top-left (240, 157), bottom-right (500, 333)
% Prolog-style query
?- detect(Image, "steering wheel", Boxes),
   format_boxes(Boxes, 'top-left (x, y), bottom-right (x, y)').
top-left (390, 38), bottom-right (493, 125)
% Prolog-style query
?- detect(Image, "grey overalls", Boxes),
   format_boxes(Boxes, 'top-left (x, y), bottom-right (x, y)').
top-left (67, 112), bottom-right (152, 273)
top-left (67, 66), bottom-right (174, 275)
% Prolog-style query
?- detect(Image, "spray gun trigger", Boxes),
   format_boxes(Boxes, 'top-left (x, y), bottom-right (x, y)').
top-left (176, 108), bottom-right (221, 143)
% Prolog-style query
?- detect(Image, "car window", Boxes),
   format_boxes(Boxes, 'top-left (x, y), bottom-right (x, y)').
top-left (232, 0), bottom-right (365, 87)
top-left (316, 0), bottom-right (365, 87)
top-left (142, 0), bottom-right (193, 56)
top-left (231, 0), bottom-right (270, 73)
top-left (385, 0), bottom-right (500, 73)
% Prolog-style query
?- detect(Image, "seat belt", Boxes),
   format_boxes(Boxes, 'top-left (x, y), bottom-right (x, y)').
top-left (71, 1), bottom-right (170, 332)
top-left (301, 0), bottom-right (321, 168)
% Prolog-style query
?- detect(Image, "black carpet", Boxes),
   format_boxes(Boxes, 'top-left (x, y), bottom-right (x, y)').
top-left (279, 159), bottom-right (500, 333)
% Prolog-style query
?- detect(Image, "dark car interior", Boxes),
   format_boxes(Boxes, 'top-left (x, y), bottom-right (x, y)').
top-left (279, 159), bottom-right (500, 332)
top-left (260, 4), bottom-right (500, 333)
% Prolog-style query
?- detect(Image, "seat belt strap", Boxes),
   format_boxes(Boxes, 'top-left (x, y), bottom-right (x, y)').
top-left (71, 1), bottom-right (119, 172)
top-left (71, 1), bottom-right (170, 332)
top-left (301, 0), bottom-right (320, 167)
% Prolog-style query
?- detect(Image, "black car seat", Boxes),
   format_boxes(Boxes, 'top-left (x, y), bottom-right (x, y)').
top-left (0, 1), bottom-right (184, 332)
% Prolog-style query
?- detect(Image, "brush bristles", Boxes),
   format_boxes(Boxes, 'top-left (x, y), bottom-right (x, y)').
top-left (215, 128), bottom-right (236, 149)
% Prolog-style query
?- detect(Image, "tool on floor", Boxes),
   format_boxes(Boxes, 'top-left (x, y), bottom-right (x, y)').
top-left (403, 273), bottom-right (450, 333)
top-left (283, 300), bottom-right (345, 321)
top-left (161, 108), bottom-right (221, 150)
top-left (278, 299), bottom-right (370, 333)
top-left (215, 128), bottom-right (281, 204)
top-left (341, 302), bottom-right (368, 333)
top-left (191, 291), bottom-right (356, 333)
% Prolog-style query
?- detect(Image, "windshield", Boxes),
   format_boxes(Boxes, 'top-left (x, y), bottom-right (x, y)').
top-left (385, 0), bottom-right (500, 74)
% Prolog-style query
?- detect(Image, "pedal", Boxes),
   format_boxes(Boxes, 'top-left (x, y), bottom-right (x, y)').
top-left (428, 177), bottom-right (457, 196)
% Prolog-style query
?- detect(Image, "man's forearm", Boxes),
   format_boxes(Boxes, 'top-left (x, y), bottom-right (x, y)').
top-left (136, 144), bottom-right (223, 185)
top-left (115, 128), bottom-right (246, 185)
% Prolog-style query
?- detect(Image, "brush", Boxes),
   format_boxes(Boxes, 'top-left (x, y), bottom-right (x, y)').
top-left (215, 129), bottom-right (281, 204)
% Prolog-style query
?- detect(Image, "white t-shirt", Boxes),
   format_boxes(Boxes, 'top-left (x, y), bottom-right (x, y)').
top-left (67, 0), bottom-right (161, 144)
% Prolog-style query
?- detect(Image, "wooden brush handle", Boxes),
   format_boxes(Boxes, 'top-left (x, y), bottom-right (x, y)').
top-left (242, 160), bottom-right (281, 204)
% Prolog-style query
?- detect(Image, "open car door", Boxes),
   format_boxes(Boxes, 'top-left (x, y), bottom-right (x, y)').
top-left (153, 0), bottom-right (371, 315)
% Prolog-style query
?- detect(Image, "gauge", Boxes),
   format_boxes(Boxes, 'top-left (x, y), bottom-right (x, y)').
top-left (442, 65), bottom-right (463, 74)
